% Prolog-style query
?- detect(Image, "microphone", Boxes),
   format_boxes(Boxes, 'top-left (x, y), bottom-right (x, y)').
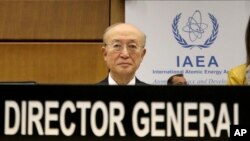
top-left (246, 65), bottom-right (250, 85)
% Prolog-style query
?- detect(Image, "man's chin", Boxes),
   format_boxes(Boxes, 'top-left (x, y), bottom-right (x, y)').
top-left (117, 68), bottom-right (134, 75)
top-left (118, 64), bottom-right (132, 68)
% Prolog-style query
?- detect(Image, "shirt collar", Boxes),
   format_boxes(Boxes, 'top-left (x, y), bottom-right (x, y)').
top-left (108, 73), bottom-right (136, 85)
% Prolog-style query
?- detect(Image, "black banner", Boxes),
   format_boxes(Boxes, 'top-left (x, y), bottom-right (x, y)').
top-left (0, 85), bottom-right (249, 141)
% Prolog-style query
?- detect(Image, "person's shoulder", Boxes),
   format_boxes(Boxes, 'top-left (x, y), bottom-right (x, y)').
top-left (135, 78), bottom-right (150, 85)
top-left (229, 64), bottom-right (246, 73)
top-left (137, 81), bottom-right (150, 85)
top-left (96, 77), bottom-right (109, 85)
top-left (227, 63), bottom-right (247, 85)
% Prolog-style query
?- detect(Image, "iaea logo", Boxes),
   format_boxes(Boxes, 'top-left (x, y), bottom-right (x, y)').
top-left (172, 10), bottom-right (219, 49)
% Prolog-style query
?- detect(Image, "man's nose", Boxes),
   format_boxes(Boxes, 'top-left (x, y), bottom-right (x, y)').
top-left (120, 46), bottom-right (130, 56)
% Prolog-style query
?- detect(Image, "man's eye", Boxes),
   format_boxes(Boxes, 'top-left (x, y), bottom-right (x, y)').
top-left (113, 44), bottom-right (121, 48)
top-left (128, 45), bottom-right (137, 49)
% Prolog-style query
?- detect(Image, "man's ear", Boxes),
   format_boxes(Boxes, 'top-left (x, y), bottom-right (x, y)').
top-left (102, 46), bottom-right (107, 61)
top-left (141, 48), bottom-right (146, 59)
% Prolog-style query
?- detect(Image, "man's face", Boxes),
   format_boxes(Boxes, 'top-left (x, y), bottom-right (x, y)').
top-left (172, 76), bottom-right (188, 85)
top-left (102, 24), bottom-right (146, 77)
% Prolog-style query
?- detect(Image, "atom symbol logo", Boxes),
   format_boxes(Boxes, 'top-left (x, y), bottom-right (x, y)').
top-left (172, 10), bottom-right (219, 49)
top-left (182, 10), bottom-right (208, 42)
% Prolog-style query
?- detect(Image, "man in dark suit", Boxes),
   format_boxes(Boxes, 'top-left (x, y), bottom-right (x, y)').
top-left (167, 74), bottom-right (188, 85)
top-left (97, 23), bottom-right (147, 85)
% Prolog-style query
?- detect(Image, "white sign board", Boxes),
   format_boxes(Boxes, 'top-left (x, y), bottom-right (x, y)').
top-left (125, 0), bottom-right (250, 85)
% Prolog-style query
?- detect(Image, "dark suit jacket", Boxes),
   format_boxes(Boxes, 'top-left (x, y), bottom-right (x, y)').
top-left (97, 77), bottom-right (148, 85)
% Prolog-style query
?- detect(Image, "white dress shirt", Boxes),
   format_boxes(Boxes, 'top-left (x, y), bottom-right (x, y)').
top-left (108, 73), bottom-right (136, 85)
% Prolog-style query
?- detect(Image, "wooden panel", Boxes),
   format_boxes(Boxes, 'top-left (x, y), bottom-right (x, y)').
top-left (0, 0), bottom-right (109, 41)
top-left (0, 43), bottom-right (108, 84)
top-left (110, 0), bottom-right (125, 24)
top-left (106, 0), bottom-right (133, 84)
